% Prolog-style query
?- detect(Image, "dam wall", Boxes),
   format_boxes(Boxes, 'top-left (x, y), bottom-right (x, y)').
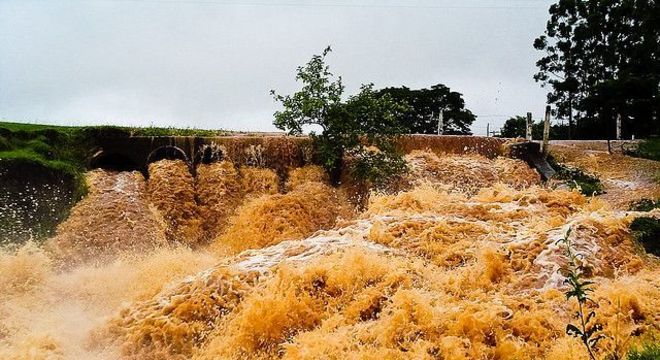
top-left (90, 135), bottom-right (513, 175)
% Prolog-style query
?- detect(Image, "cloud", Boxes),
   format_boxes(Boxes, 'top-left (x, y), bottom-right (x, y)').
top-left (0, 0), bottom-right (553, 134)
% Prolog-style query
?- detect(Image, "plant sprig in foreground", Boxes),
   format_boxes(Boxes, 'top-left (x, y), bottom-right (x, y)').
top-left (557, 228), bottom-right (605, 360)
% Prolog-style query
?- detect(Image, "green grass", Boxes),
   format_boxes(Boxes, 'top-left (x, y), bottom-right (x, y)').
top-left (629, 217), bottom-right (660, 256)
top-left (0, 121), bottom-right (80, 132)
top-left (0, 121), bottom-right (234, 137)
top-left (0, 148), bottom-right (75, 171)
top-left (626, 342), bottom-right (660, 360)
top-left (548, 156), bottom-right (605, 196)
top-left (625, 137), bottom-right (660, 162)
top-left (629, 198), bottom-right (660, 212)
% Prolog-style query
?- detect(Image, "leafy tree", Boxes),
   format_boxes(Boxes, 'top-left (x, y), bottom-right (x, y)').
top-left (534, 0), bottom-right (659, 139)
top-left (376, 84), bottom-right (475, 135)
top-left (499, 116), bottom-right (529, 138)
top-left (499, 115), bottom-right (568, 139)
top-left (272, 47), bottom-right (409, 186)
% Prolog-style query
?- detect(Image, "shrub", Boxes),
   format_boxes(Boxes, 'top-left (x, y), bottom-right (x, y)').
top-left (349, 146), bottom-right (408, 189)
top-left (625, 138), bottom-right (660, 162)
top-left (629, 198), bottom-right (660, 212)
top-left (271, 47), bottom-right (409, 185)
top-left (25, 139), bottom-right (54, 159)
top-left (548, 156), bottom-right (604, 196)
top-left (0, 135), bottom-right (11, 151)
top-left (629, 217), bottom-right (660, 256)
top-left (626, 343), bottom-right (660, 360)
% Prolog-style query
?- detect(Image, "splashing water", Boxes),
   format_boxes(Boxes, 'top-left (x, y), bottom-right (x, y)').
top-left (0, 152), bottom-right (658, 359)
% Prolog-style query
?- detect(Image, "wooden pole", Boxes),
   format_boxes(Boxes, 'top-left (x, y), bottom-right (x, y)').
top-left (542, 105), bottom-right (551, 157)
top-left (526, 112), bottom-right (533, 141)
top-left (486, 123), bottom-right (490, 137)
top-left (437, 109), bottom-right (444, 135)
top-left (568, 97), bottom-right (573, 140)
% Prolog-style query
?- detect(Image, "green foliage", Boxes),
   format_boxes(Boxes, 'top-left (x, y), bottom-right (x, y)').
top-left (556, 228), bottom-right (605, 360)
top-left (625, 138), bottom-right (660, 162)
top-left (0, 121), bottom-right (80, 133)
top-left (636, 138), bottom-right (660, 161)
top-left (498, 115), bottom-right (569, 139)
top-left (0, 121), bottom-right (230, 137)
top-left (0, 135), bottom-right (11, 151)
top-left (129, 126), bottom-right (231, 137)
top-left (499, 116), bottom-right (529, 138)
top-left (534, 0), bottom-right (659, 139)
top-left (626, 343), bottom-right (660, 360)
top-left (272, 47), bottom-right (409, 184)
top-left (271, 46), bottom-right (344, 135)
top-left (629, 198), bottom-right (660, 212)
top-left (348, 146), bottom-right (408, 189)
top-left (376, 84), bottom-right (475, 135)
top-left (25, 139), bottom-right (54, 158)
top-left (629, 217), bottom-right (660, 256)
top-left (548, 157), bottom-right (604, 196)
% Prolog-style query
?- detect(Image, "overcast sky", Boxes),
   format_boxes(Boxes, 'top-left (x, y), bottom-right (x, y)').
top-left (0, 0), bottom-right (555, 135)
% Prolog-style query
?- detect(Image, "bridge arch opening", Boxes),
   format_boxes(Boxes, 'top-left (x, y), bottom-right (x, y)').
top-left (146, 146), bottom-right (190, 166)
top-left (89, 150), bottom-right (140, 172)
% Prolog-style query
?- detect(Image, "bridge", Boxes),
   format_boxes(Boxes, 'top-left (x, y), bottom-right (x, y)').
top-left (87, 134), bottom-right (554, 179)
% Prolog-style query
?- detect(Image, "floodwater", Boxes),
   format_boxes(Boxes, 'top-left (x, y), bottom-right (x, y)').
top-left (0, 151), bottom-right (658, 359)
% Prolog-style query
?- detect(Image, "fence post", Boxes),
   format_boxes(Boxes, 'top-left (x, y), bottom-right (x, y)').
top-left (437, 108), bottom-right (444, 135)
top-left (542, 105), bottom-right (551, 157)
top-left (526, 112), bottom-right (533, 141)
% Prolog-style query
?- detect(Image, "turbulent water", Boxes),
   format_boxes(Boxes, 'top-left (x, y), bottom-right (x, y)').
top-left (0, 151), bottom-right (658, 360)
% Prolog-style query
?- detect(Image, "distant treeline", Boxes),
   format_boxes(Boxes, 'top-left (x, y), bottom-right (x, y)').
top-left (533, 0), bottom-right (659, 139)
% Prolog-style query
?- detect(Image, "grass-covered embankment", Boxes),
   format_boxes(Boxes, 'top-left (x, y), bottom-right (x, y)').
top-left (624, 137), bottom-right (660, 162)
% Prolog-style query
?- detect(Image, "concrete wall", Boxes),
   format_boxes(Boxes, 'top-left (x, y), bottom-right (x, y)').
top-left (89, 135), bottom-right (513, 176)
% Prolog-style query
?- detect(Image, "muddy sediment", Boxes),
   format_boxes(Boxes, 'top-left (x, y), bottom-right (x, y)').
top-left (0, 149), bottom-right (658, 359)
top-left (147, 160), bottom-right (203, 245)
top-left (46, 170), bottom-right (168, 264)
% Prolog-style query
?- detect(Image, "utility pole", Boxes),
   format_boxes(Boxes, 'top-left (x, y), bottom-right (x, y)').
top-left (437, 108), bottom-right (444, 135)
top-left (568, 97), bottom-right (573, 140)
top-left (542, 105), bottom-right (551, 157)
top-left (526, 112), bottom-right (533, 141)
top-left (486, 123), bottom-right (490, 137)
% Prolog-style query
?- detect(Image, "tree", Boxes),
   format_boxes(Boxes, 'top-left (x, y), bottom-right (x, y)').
top-left (499, 115), bottom-right (568, 139)
top-left (534, 0), bottom-right (659, 139)
top-left (272, 47), bottom-right (409, 186)
top-left (376, 84), bottom-right (476, 135)
top-left (499, 116), bottom-right (529, 138)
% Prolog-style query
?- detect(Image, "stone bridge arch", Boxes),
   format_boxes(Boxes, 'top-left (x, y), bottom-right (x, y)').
top-left (88, 149), bottom-right (141, 172)
top-left (145, 145), bottom-right (193, 174)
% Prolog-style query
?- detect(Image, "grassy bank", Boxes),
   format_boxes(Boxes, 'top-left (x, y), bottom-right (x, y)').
top-left (0, 121), bottom-right (237, 136)
top-left (625, 137), bottom-right (660, 162)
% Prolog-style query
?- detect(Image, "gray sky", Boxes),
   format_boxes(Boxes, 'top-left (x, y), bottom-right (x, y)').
top-left (0, 0), bottom-right (555, 135)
